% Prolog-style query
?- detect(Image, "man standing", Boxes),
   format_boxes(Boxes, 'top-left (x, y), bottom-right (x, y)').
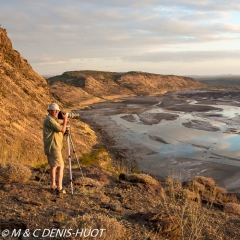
top-left (43, 103), bottom-right (67, 194)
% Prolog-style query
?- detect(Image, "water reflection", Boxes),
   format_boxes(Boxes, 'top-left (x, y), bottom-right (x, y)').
top-left (111, 103), bottom-right (240, 167)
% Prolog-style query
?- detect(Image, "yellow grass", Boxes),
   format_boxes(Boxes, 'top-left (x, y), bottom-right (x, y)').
top-left (160, 176), bottom-right (213, 240)
top-left (0, 163), bottom-right (32, 183)
top-left (0, 140), bottom-right (46, 168)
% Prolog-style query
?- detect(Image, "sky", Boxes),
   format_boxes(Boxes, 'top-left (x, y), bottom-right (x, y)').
top-left (1, 0), bottom-right (240, 76)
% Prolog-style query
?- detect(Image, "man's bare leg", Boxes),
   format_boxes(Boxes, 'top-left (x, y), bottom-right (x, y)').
top-left (56, 165), bottom-right (64, 190)
top-left (50, 166), bottom-right (57, 189)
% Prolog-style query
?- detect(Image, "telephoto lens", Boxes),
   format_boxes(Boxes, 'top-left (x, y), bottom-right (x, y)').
top-left (68, 112), bottom-right (80, 119)
top-left (58, 111), bottom-right (80, 119)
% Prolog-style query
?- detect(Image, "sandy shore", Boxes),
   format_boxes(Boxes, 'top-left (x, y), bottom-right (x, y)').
top-left (80, 90), bottom-right (240, 193)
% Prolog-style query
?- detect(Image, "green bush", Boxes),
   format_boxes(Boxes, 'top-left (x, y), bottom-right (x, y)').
top-left (80, 147), bottom-right (108, 166)
top-left (80, 152), bottom-right (99, 166)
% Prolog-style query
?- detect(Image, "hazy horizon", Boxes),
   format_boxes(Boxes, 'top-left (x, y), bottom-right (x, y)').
top-left (42, 72), bottom-right (240, 78)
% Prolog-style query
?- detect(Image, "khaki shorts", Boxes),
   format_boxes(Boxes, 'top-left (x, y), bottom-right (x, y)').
top-left (47, 150), bottom-right (64, 167)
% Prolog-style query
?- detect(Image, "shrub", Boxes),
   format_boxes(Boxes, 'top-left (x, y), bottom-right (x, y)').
top-left (80, 147), bottom-right (109, 166)
top-left (0, 140), bottom-right (46, 167)
top-left (214, 186), bottom-right (227, 195)
top-left (159, 177), bottom-right (209, 240)
top-left (191, 180), bottom-right (206, 193)
top-left (125, 173), bottom-right (159, 185)
top-left (131, 168), bottom-right (140, 174)
top-left (0, 164), bottom-right (32, 183)
top-left (68, 213), bottom-right (125, 240)
top-left (193, 176), bottom-right (216, 189)
top-left (80, 152), bottom-right (99, 166)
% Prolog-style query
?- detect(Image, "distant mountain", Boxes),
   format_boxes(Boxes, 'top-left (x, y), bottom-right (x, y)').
top-left (190, 75), bottom-right (240, 87)
top-left (48, 70), bottom-right (202, 108)
top-left (42, 75), bottom-right (55, 79)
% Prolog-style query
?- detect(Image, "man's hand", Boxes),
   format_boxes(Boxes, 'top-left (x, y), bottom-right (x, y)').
top-left (61, 113), bottom-right (68, 133)
top-left (62, 112), bottom-right (68, 121)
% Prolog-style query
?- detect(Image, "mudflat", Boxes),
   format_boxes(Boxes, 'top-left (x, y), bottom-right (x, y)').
top-left (80, 90), bottom-right (240, 193)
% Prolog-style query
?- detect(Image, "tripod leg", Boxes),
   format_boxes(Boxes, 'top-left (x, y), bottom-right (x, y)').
top-left (69, 133), bottom-right (84, 179)
top-left (67, 134), bottom-right (74, 195)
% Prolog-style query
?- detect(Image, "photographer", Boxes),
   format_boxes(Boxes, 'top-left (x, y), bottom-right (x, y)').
top-left (43, 103), bottom-right (67, 194)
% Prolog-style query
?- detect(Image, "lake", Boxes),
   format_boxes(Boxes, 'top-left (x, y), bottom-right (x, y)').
top-left (80, 90), bottom-right (240, 192)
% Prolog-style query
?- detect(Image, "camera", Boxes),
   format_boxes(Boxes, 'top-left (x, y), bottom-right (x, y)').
top-left (58, 111), bottom-right (80, 119)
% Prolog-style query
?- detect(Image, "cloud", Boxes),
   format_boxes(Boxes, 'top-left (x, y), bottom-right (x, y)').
top-left (123, 50), bottom-right (240, 63)
top-left (1, 0), bottom-right (240, 74)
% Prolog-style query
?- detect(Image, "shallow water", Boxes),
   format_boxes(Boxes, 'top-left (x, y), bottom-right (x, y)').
top-left (110, 101), bottom-right (240, 167)
top-left (80, 92), bottom-right (240, 191)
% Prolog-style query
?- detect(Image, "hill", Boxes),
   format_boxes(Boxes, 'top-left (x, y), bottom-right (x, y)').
top-left (0, 28), bottom-right (97, 166)
top-left (192, 75), bottom-right (240, 88)
top-left (48, 71), bottom-right (202, 108)
top-left (0, 27), bottom-right (54, 165)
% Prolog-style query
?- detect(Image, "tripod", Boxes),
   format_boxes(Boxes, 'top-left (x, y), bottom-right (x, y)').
top-left (65, 123), bottom-right (84, 195)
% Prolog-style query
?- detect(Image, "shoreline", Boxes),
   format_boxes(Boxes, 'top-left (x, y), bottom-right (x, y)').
top-left (80, 90), bottom-right (240, 193)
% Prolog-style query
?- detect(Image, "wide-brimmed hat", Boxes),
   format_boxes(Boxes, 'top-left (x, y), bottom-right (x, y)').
top-left (48, 103), bottom-right (60, 111)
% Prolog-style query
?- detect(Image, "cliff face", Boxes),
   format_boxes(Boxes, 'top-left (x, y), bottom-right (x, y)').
top-left (48, 70), bottom-right (202, 108)
top-left (0, 28), bottom-right (54, 162)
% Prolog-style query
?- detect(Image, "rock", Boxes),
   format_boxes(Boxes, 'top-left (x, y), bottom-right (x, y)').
top-left (99, 202), bottom-right (122, 212)
top-left (110, 203), bottom-right (122, 212)
top-left (99, 203), bottom-right (110, 209)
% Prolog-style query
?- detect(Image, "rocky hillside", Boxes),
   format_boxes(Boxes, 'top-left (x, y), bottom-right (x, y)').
top-left (0, 28), bottom-right (97, 166)
top-left (1, 152), bottom-right (240, 239)
top-left (48, 71), bottom-right (202, 108)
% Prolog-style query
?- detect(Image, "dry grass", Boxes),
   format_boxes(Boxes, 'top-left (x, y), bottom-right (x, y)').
top-left (53, 211), bottom-right (69, 223)
top-left (158, 175), bottom-right (240, 239)
top-left (224, 203), bottom-right (240, 215)
top-left (159, 176), bottom-right (213, 240)
top-left (0, 140), bottom-right (46, 167)
top-left (66, 213), bottom-right (125, 240)
top-left (0, 163), bottom-right (32, 183)
top-left (124, 173), bottom-right (159, 185)
top-left (189, 176), bottom-right (235, 205)
top-left (193, 176), bottom-right (216, 189)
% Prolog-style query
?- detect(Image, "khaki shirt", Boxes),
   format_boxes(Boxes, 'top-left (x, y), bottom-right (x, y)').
top-left (43, 115), bottom-right (63, 155)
